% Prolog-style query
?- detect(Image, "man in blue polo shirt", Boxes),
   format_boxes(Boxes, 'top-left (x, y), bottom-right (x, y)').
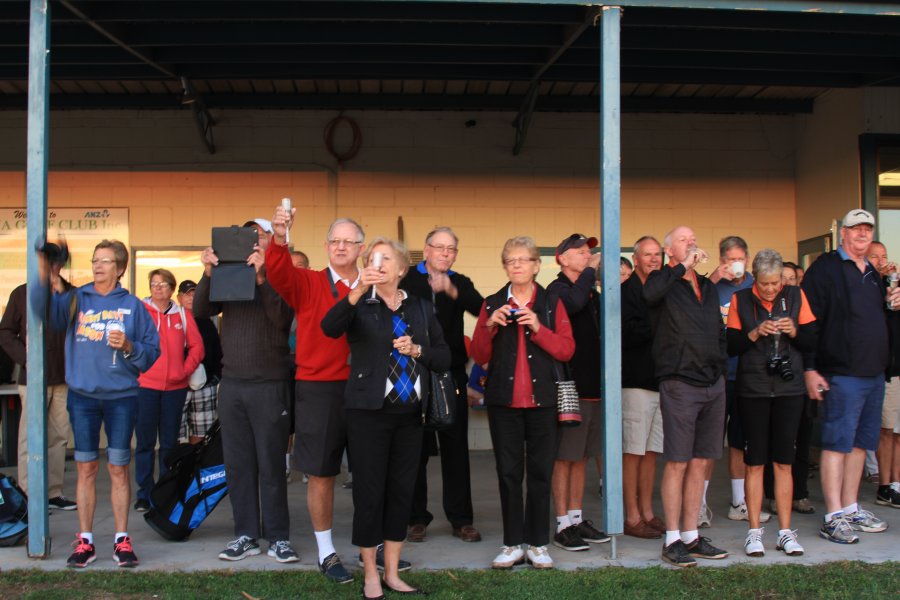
top-left (802, 208), bottom-right (900, 544)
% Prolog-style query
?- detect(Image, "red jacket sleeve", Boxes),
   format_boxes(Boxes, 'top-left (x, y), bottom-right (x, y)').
top-left (265, 241), bottom-right (315, 309)
top-left (470, 302), bottom-right (497, 365)
top-left (182, 309), bottom-right (205, 375)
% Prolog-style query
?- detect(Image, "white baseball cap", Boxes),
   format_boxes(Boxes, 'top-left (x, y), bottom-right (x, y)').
top-left (841, 209), bottom-right (875, 228)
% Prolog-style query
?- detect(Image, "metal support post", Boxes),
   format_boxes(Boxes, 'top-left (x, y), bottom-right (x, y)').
top-left (599, 4), bottom-right (623, 559)
top-left (25, 0), bottom-right (52, 558)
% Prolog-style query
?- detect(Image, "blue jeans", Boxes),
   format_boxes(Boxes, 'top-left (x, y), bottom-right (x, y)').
top-left (135, 387), bottom-right (188, 500)
top-left (67, 390), bottom-right (137, 466)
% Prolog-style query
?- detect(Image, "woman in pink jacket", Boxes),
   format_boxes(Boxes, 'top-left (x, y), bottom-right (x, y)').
top-left (134, 269), bottom-right (204, 513)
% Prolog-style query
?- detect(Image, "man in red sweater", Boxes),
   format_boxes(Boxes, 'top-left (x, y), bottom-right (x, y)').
top-left (265, 207), bottom-right (363, 585)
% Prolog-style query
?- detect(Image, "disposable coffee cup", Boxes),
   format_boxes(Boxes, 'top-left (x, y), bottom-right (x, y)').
top-left (731, 261), bottom-right (745, 278)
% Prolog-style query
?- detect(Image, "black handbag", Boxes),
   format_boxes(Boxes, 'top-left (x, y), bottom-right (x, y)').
top-left (417, 300), bottom-right (456, 431)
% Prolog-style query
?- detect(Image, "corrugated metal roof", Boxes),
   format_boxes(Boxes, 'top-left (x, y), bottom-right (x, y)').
top-left (1, 1), bottom-right (899, 114)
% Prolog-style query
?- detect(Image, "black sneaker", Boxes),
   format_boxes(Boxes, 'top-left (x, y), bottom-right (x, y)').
top-left (267, 540), bottom-right (300, 563)
top-left (875, 485), bottom-right (900, 509)
top-left (113, 536), bottom-right (139, 568)
top-left (319, 552), bottom-right (353, 584)
top-left (577, 519), bottom-right (611, 544)
top-left (218, 535), bottom-right (261, 561)
top-left (49, 496), bottom-right (77, 511)
top-left (686, 536), bottom-right (728, 560)
top-left (661, 540), bottom-right (696, 568)
top-left (66, 535), bottom-right (97, 568)
top-left (133, 499), bottom-right (150, 513)
top-left (552, 524), bottom-right (589, 552)
top-left (357, 543), bottom-right (412, 572)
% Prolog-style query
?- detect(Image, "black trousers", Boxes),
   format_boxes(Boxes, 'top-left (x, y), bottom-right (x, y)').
top-left (765, 397), bottom-right (814, 500)
top-left (347, 408), bottom-right (423, 548)
top-left (218, 377), bottom-right (292, 541)
top-left (487, 404), bottom-right (557, 547)
top-left (409, 367), bottom-right (474, 528)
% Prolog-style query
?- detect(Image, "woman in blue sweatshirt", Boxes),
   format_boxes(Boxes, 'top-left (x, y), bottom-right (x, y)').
top-left (35, 239), bottom-right (159, 569)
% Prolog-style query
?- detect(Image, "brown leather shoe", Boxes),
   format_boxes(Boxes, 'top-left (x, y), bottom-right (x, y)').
top-left (406, 524), bottom-right (427, 543)
top-left (646, 516), bottom-right (666, 534)
top-left (452, 525), bottom-right (482, 543)
top-left (624, 519), bottom-right (662, 539)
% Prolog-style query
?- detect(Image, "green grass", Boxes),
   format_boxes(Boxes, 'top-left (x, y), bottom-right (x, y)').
top-left (1, 562), bottom-right (897, 600)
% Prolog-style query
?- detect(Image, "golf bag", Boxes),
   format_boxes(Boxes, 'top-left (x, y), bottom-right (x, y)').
top-left (0, 473), bottom-right (28, 547)
top-left (144, 421), bottom-right (227, 541)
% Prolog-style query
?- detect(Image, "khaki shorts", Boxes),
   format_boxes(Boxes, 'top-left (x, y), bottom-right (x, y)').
top-left (883, 376), bottom-right (900, 430)
top-left (622, 388), bottom-right (663, 456)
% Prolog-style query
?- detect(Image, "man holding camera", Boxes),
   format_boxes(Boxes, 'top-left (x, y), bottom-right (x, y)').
top-left (802, 209), bottom-right (900, 544)
top-left (643, 225), bottom-right (728, 567)
top-left (0, 243), bottom-right (76, 512)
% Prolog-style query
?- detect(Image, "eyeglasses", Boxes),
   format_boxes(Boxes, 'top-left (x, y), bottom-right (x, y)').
top-left (503, 257), bottom-right (538, 266)
top-left (91, 258), bottom-right (116, 265)
top-left (150, 282), bottom-right (171, 289)
top-left (427, 243), bottom-right (458, 255)
top-left (327, 239), bottom-right (362, 247)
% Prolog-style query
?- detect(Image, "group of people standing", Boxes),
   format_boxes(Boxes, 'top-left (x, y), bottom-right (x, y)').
top-left (7, 202), bottom-right (899, 588)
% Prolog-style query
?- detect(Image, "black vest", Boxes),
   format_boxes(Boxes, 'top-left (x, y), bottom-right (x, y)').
top-left (483, 284), bottom-right (559, 408)
top-left (734, 285), bottom-right (806, 398)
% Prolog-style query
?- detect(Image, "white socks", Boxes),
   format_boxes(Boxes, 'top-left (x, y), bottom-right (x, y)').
top-left (825, 509), bottom-right (842, 522)
top-left (567, 509), bottom-right (583, 526)
top-left (80, 532), bottom-right (93, 544)
top-left (315, 529), bottom-right (337, 563)
top-left (842, 502), bottom-right (858, 515)
top-left (556, 515), bottom-right (571, 533)
top-left (665, 531), bottom-right (681, 546)
top-left (681, 529), bottom-right (699, 545)
top-left (114, 531), bottom-right (128, 543)
top-left (731, 479), bottom-right (745, 506)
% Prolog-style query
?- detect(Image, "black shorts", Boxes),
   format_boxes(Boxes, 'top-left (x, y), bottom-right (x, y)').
top-left (738, 394), bottom-right (804, 466)
top-left (659, 377), bottom-right (726, 462)
top-left (293, 380), bottom-right (347, 477)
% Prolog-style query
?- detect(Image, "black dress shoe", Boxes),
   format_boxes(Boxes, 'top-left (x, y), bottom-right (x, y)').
top-left (382, 579), bottom-right (428, 595)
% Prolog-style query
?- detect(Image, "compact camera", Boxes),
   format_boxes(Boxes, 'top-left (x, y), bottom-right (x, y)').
top-left (507, 309), bottom-right (519, 323)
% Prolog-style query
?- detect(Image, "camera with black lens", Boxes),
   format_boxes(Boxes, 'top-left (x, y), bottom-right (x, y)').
top-left (766, 355), bottom-right (794, 381)
top-left (507, 308), bottom-right (519, 323)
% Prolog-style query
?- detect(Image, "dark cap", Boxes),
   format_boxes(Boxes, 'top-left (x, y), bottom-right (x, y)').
top-left (555, 233), bottom-right (598, 264)
top-left (178, 280), bottom-right (197, 294)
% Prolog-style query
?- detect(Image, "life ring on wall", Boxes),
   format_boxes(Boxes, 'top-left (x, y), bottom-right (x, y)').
top-left (324, 115), bottom-right (362, 168)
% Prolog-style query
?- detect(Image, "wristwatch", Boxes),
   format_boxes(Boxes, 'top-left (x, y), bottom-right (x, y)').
top-left (122, 346), bottom-right (133, 359)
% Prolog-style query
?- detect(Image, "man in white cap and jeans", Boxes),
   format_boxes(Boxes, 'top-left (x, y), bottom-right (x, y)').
top-left (802, 208), bottom-right (900, 544)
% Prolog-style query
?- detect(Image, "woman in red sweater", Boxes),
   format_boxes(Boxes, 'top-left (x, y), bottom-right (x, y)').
top-left (134, 269), bottom-right (204, 513)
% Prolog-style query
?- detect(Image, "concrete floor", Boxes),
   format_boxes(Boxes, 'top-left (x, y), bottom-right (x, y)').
top-left (1, 449), bottom-right (897, 572)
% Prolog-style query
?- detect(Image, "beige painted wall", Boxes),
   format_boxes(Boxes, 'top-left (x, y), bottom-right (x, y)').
top-left (794, 89), bottom-right (866, 242)
top-left (0, 109), bottom-right (798, 449)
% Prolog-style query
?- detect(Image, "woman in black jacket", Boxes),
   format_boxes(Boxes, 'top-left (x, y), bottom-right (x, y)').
top-left (322, 237), bottom-right (450, 600)
top-left (726, 249), bottom-right (817, 559)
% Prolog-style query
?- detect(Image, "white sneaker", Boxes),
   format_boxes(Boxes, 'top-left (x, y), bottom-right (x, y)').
top-left (491, 545), bottom-right (525, 569)
top-left (743, 528), bottom-right (765, 557)
top-left (728, 502), bottom-right (771, 523)
top-left (525, 545), bottom-right (554, 569)
top-left (698, 503), bottom-right (713, 528)
top-left (776, 529), bottom-right (804, 556)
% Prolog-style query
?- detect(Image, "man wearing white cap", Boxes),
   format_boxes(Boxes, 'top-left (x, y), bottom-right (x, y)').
top-left (802, 208), bottom-right (900, 544)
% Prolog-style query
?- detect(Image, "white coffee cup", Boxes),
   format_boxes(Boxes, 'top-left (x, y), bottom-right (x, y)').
top-left (731, 261), bottom-right (745, 278)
